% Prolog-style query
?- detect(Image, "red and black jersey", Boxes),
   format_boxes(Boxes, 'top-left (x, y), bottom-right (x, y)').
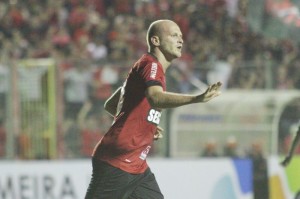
top-left (93, 53), bottom-right (166, 174)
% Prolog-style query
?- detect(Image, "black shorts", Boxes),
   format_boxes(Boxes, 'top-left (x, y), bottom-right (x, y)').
top-left (85, 158), bottom-right (164, 199)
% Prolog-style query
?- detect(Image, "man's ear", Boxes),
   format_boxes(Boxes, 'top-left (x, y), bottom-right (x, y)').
top-left (151, 36), bottom-right (160, 47)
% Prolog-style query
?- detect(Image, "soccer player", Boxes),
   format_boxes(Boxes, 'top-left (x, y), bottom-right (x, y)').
top-left (281, 124), bottom-right (300, 166)
top-left (84, 19), bottom-right (222, 199)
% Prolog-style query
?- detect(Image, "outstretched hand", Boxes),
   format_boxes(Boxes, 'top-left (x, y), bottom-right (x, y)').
top-left (197, 82), bottom-right (222, 103)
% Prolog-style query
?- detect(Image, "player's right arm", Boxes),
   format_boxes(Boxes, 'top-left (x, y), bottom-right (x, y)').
top-left (145, 81), bottom-right (222, 109)
top-left (281, 126), bottom-right (300, 166)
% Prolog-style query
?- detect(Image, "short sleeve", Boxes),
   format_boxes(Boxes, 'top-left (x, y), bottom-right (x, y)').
top-left (140, 61), bottom-right (165, 89)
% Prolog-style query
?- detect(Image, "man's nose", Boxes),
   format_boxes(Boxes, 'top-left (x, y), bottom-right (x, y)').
top-left (178, 38), bottom-right (183, 44)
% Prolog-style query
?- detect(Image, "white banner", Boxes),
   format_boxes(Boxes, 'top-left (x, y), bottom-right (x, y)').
top-left (0, 159), bottom-right (254, 199)
top-left (1, 157), bottom-right (296, 199)
top-left (0, 160), bottom-right (91, 199)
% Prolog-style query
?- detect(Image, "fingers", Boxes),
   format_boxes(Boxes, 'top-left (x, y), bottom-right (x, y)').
top-left (157, 126), bottom-right (164, 132)
top-left (206, 82), bottom-right (222, 92)
top-left (206, 82), bottom-right (222, 98)
top-left (154, 133), bottom-right (163, 140)
top-left (154, 126), bottom-right (164, 140)
top-left (211, 82), bottom-right (222, 90)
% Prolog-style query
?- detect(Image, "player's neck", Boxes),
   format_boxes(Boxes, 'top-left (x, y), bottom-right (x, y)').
top-left (148, 50), bottom-right (172, 73)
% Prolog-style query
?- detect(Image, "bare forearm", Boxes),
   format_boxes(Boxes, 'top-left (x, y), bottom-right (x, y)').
top-left (147, 91), bottom-right (199, 109)
top-left (146, 82), bottom-right (221, 109)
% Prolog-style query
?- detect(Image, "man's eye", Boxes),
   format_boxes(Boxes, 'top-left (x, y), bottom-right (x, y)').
top-left (171, 34), bottom-right (182, 38)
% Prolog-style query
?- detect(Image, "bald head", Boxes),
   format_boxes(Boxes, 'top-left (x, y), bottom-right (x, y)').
top-left (146, 20), bottom-right (179, 50)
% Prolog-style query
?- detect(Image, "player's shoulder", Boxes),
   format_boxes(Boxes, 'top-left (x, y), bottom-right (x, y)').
top-left (136, 53), bottom-right (160, 68)
top-left (144, 53), bottom-right (158, 62)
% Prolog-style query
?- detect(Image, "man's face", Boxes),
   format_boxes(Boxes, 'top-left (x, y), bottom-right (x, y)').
top-left (159, 22), bottom-right (183, 61)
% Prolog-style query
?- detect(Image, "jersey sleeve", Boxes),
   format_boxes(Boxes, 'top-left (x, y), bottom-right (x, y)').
top-left (140, 61), bottom-right (165, 88)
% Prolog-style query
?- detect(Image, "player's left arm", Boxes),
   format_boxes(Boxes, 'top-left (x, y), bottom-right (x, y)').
top-left (145, 82), bottom-right (222, 109)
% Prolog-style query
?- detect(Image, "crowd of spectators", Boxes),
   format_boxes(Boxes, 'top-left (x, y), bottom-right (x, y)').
top-left (1, 0), bottom-right (300, 90)
top-left (1, 0), bottom-right (300, 158)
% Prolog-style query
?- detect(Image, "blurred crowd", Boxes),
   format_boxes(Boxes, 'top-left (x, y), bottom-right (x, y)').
top-left (1, 0), bottom-right (300, 158)
top-left (1, 0), bottom-right (300, 90)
